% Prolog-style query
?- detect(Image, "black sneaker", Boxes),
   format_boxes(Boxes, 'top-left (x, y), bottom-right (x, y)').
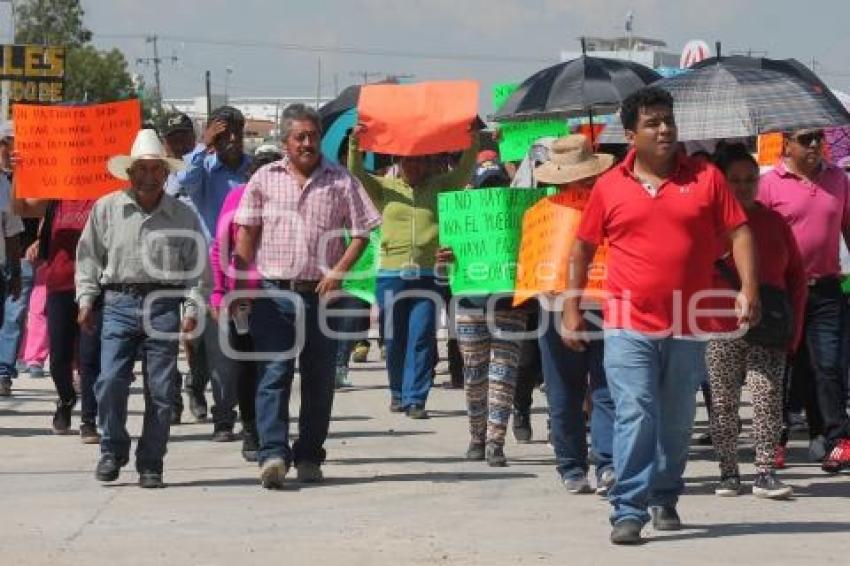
top-left (211, 424), bottom-right (236, 442)
top-left (95, 454), bottom-right (128, 482)
top-left (752, 471), bottom-right (793, 499)
top-left (714, 476), bottom-right (741, 497)
top-left (79, 422), bottom-right (100, 445)
top-left (714, 475), bottom-right (742, 497)
top-left (512, 410), bottom-right (532, 443)
top-left (650, 505), bottom-right (682, 531)
top-left (241, 422), bottom-right (259, 462)
top-left (188, 391), bottom-right (208, 422)
top-left (610, 519), bottom-right (645, 545)
top-left (52, 398), bottom-right (76, 435)
top-left (485, 442), bottom-right (507, 467)
top-left (170, 408), bottom-right (182, 425)
top-left (389, 399), bottom-right (404, 413)
top-left (465, 442), bottom-right (485, 461)
top-left (139, 470), bottom-right (164, 488)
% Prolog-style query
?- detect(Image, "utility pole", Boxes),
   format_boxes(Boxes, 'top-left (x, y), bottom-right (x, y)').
top-left (205, 70), bottom-right (212, 120)
top-left (224, 66), bottom-right (233, 104)
top-left (136, 34), bottom-right (178, 115)
top-left (316, 57), bottom-right (322, 108)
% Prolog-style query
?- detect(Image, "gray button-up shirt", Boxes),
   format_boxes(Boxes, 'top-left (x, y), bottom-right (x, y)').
top-left (75, 189), bottom-right (210, 317)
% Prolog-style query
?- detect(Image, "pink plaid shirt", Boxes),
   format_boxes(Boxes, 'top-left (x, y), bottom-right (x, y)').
top-left (234, 157), bottom-right (381, 280)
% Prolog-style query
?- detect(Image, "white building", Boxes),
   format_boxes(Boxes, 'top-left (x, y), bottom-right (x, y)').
top-left (560, 36), bottom-right (680, 69)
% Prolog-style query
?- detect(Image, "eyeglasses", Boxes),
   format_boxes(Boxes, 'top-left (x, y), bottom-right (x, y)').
top-left (792, 131), bottom-right (824, 147)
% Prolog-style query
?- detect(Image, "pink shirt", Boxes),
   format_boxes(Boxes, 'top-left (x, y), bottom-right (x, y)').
top-left (759, 160), bottom-right (850, 279)
top-left (210, 185), bottom-right (258, 309)
top-left (234, 157), bottom-right (381, 280)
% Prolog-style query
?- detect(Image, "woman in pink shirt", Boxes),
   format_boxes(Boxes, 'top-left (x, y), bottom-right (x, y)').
top-left (209, 149), bottom-right (280, 462)
top-left (706, 144), bottom-right (806, 499)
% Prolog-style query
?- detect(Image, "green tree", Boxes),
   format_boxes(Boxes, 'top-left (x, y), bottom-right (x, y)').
top-left (14, 0), bottom-right (92, 47)
top-left (64, 46), bottom-right (135, 103)
top-left (14, 0), bottom-right (136, 104)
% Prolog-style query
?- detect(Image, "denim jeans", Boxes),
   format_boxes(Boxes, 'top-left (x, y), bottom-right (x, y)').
top-left (334, 295), bottom-right (371, 369)
top-left (0, 260), bottom-right (35, 380)
top-left (538, 307), bottom-right (614, 481)
top-left (250, 282), bottom-right (338, 466)
top-left (95, 291), bottom-right (181, 473)
top-left (376, 274), bottom-right (442, 409)
top-left (203, 313), bottom-right (240, 427)
top-left (799, 278), bottom-right (850, 448)
top-left (603, 329), bottom-right (705, 526)
top-left (47, 291), bottom-right (101, 423)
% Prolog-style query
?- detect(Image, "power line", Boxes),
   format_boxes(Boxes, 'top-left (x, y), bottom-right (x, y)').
top-left (96, 32), bottom-right (553, 65)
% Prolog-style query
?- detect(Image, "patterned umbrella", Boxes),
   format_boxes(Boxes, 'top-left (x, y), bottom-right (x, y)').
top-left (600, 56), bottom-right (850, 142)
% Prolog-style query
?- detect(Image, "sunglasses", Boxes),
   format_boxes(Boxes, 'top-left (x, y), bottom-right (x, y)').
top-left (792, 131), bottom-right (824, 146)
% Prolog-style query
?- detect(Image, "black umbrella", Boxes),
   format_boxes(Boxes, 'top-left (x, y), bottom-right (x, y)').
top-left (493, 48), bottom-right (661, 123)
top-left (318, 84), bottom-right (363, 133)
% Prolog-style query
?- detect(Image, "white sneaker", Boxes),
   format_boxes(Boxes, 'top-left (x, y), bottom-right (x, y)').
top-left (596, 468), bottom-right (616, 496)
top-left (260, 458), bottom-right (288, 489)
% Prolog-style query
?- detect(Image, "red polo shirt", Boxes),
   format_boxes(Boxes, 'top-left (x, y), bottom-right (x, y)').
top-left (577, 150), bottom-right (747, 336)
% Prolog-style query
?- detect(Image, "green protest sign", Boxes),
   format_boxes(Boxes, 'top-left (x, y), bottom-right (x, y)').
top-left (438, 187), bottom-right (553, 296)
top-left (492, 82), bottom-right (519, 113)
top-left (491, 82), bottom-right (569, 162)
top-left (342, 229), bottom-right (381, 304)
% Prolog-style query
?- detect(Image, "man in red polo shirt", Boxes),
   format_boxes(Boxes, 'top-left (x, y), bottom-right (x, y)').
top-left (563, 87), bottom-right (759, 545)
top-left (759, 128), bottom-right (850, 473)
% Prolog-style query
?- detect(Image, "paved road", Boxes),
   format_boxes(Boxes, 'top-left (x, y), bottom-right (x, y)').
top-left (1, 353), bottom-right (848, 565)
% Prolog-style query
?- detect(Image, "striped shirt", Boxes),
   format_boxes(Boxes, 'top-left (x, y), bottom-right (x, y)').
top-left (234, 157), bottom-right (381, 280)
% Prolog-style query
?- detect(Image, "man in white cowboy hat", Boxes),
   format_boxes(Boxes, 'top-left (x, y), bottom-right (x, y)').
top-left (529, 134), bottom-right (618, 497)
top-left (76, 128), bottom-right (210, 488)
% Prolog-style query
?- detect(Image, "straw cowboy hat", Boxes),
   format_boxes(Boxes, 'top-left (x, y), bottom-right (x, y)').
top-left (534, 134), bottom-right (614, 185)
top-left (107, 129), bottom-right (186, 181)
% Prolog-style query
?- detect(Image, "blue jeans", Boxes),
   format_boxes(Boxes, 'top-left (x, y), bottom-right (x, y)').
top-left (538, 307), bottom-right (614, 481)
top-left (203, 313), bottom-right (239, 427)
top-left (0, 260), bottom-right (35, 380)
top-left (376, 274), bottom-right (442, 408)
top-left (96, 291), bottom-right (181, 473)
top-left (603, 329), bottom-right (704, 526)
top-left (250, 282), bottom-right (338, 466)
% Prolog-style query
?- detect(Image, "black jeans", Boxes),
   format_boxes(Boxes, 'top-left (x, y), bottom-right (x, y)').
top-left (227, 320), bottom-right (258, 425)
top-left (47, 291), bottom-right (101, 423)
top-left (790, 278), bottom-right (850, 449)
top-left (515, 312), bottom-right (543, 414)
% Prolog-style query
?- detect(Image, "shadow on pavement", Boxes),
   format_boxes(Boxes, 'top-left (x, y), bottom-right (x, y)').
top-left (165, 471), bottom-right (537, 489)
top-left (328, 455), bottom-right (468, 465)
top-left (653, 521), bottom-right (850, 542)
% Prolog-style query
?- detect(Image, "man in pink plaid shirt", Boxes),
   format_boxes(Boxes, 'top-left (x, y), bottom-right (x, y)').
top-left (233, 104), bottom-right (381, 489)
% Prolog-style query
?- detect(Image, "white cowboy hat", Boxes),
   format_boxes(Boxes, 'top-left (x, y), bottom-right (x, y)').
top-left (107, 129), bottom-right (186, 181)
top-left (534, 134), bottom-right (614, 185)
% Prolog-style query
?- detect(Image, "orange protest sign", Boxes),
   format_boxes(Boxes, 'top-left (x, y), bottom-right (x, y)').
top-left (513, 193), bottom-right (607, 306)
top-left (357, 81), bottom-right (478, 156)
top-left (757, 132), bottom-right (783, 167)
top-left (12, 99), bottom-right (141, 199)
